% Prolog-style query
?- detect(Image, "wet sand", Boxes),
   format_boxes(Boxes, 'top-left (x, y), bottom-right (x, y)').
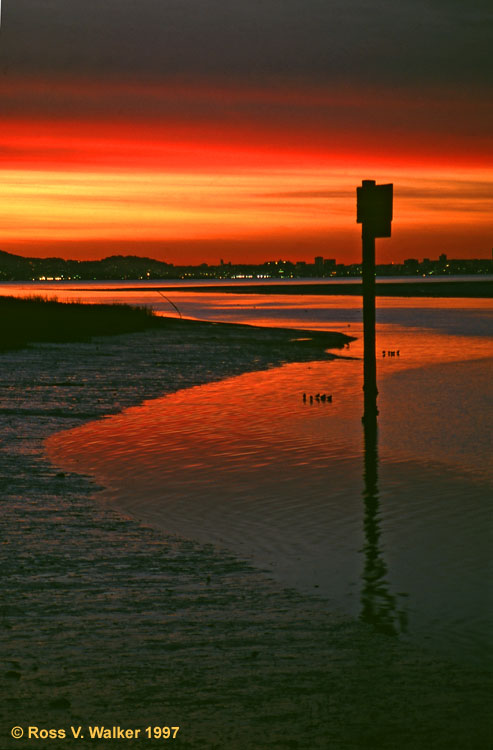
top-left (1, 321), bottom-right (492, 749)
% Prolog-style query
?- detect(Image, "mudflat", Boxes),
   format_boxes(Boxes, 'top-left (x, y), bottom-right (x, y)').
top-left (1, 322), bottom-right (492, 749)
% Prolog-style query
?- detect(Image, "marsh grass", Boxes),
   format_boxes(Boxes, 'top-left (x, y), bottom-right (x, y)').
top-left (0, 294), bottom-right (354, 353)
top-left (0, 295), bottom-right (160, 350)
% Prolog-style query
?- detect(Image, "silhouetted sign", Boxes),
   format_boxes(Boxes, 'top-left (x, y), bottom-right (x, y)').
top-left (357, 180), bottom-right (393, 238)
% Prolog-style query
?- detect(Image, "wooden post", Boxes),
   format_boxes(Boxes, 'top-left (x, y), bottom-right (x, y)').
top-left (356, 179), bottom-right (393, 422)
top-left (362, 224), bottom-right (378, 419)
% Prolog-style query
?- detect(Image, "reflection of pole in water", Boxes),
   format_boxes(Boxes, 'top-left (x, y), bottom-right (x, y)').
top-left (356, 180), bottom-right (407, 635)
top-left (360, 411), bottom-right (407, 635)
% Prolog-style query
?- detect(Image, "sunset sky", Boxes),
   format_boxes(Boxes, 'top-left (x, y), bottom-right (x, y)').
top-left (0, 0), bottom-right (492, 265)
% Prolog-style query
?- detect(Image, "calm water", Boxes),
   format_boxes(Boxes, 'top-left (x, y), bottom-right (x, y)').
top-left (14, 279), bottom-right (491, 665)
top-left (47, 358), bottom-right (492, 663)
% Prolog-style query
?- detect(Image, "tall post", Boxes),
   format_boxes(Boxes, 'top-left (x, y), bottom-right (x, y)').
top-left (356, 179), bottom-right (393, 423)
top-left (362, 225), bottom-right (377, 420)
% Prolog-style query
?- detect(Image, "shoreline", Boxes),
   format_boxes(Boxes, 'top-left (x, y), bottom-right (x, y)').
top-left (2, 324), bottom-right (492, 748)
top-left (74, 279), bottom-right (493, 297)
top-left (0, 295), bottom-right (354, 352)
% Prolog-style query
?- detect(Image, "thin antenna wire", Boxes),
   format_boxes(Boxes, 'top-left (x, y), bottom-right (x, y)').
top-left (156, 290), bottom-right (182, 318)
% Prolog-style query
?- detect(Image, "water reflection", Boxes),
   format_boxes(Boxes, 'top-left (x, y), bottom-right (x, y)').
top-left (43, 315), bottom-right (492, 663)
top-left (360, 409), bottom-right (408, 635)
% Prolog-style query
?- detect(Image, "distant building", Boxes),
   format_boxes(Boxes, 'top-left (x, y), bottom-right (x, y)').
top-left (404, 258), bottom-right (419, 273)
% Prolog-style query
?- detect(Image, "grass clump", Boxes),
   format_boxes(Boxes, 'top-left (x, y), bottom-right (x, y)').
top-left (0, 295), bottom-right (161, 351)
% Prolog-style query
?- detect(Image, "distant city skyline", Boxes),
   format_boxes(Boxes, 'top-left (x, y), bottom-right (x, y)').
top-left (1, 248), bottom-right (491, 283)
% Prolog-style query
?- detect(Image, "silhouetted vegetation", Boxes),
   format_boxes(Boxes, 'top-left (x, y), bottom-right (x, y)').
top-left (0, 295), bottom-right (354, 352)
top-left (0, 295), bottom-right (161, 351)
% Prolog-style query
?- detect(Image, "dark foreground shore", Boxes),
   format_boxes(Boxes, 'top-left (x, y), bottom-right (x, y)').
top-left (0, 295), bottom-right (352, 352)
top-left (1, 319), bottom-right (492, 749)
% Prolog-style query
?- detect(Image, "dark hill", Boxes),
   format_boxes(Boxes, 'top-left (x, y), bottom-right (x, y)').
top-left (0, 249), bottom-right (173, 281)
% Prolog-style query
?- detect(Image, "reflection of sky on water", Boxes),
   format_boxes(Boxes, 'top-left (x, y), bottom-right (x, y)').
top-left (47, 329), bottom-right (493, 665)
top-left (155, 293), bottom-right (493, 341)
top-left (12, 278), bottom-right (489, 663)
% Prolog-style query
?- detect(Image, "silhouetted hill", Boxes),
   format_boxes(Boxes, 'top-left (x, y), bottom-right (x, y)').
top-left (0, 250), bottom-right (173, 281)
top-left (0, 250), bottom-right (34, 277)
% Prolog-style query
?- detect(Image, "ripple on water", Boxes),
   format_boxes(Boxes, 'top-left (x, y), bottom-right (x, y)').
top-left (46, 341), bottom-right (492, 666)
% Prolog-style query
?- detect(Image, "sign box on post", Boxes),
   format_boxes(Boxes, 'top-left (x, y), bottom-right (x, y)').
top-left (357, 181), bottom-right (393, 238)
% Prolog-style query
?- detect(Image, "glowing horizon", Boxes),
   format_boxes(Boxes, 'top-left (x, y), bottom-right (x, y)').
top-left (1, 111), bottom-right (491, 265)
top-left (1, 18), bottom-right (492, 266)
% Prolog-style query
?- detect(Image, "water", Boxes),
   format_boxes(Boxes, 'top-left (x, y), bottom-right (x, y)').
top-left (2, 277), bottom-right (492, 338)
top-left (10, 279), bottom-right (491, 665)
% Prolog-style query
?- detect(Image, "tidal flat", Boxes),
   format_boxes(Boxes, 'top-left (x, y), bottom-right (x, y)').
top-left (1, 320), bottom-right (492, 749)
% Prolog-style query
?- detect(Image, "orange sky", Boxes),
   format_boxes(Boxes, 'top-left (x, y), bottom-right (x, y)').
top-left (1, 35), bottom-right (492, 266)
